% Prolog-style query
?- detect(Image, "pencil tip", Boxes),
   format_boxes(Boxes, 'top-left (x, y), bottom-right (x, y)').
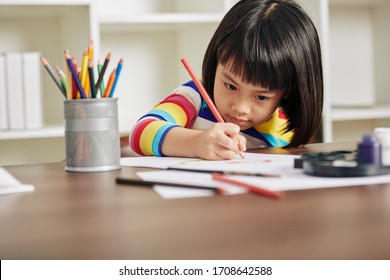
top-left (40, 56), bottom-right (47, 64)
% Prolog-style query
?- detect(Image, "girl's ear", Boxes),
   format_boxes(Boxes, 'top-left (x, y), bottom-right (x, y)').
top-left (283, 92), bottom-right (290, 99)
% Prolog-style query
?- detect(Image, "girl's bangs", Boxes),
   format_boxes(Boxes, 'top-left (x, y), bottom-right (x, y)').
top-left (217, 29), bottom-right (295, 92)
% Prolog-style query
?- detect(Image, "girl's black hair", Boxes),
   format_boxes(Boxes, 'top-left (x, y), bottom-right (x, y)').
top-left (202, 0), bottom-right (323, 147)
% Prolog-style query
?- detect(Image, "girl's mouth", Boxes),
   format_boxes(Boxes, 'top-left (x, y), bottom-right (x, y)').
top-left (227, 115), bottom-right (250, 127)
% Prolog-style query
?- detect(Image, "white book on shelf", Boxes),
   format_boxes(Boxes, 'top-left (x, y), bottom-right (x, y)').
top-left (5, 52), bottom-right (25, 130)
top-left (22, 52), bottom-right (43, 129)
top-left (0, 53), bottom-right (8, 130)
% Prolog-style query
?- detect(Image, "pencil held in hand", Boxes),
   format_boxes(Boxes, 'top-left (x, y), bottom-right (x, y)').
top-left (181, 58), bottom-right (245, 159)
top-left (181, 58), bottom-right (224, 122)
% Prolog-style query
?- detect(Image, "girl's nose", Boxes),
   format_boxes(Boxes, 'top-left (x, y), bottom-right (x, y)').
top-left (231, 97), bottom-right (250, 116)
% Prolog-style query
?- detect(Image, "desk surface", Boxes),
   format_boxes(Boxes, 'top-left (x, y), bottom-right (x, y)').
top-left (1, 142), bottom-right (390, 260)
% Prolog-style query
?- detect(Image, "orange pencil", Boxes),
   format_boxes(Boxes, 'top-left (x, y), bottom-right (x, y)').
top-left (103, 68), bottom-right (116, 98)
top-left (87, 39), bottom-right (94, 59)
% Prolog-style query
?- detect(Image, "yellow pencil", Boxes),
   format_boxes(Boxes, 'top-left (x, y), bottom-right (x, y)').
top-left (85, 40), bottom-right (94, 97)
top-left (80, 49), bottom-right (89, 97)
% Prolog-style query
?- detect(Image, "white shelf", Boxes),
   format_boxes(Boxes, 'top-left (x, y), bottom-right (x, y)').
top-left (99, 13), bottom-right (224, 32)
top-left (324, 0), bottom-right (390, 141)
top-left (99, 13), bottom-right (224, 25)
top-left (329, 0), bottom-right (390, 5)
top-left (0, 126), bottom-right (64, 140)
top-left (331, 105), bottom-right (390, 121)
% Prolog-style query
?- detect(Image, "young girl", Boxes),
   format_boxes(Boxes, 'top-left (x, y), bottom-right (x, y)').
top-left (128, 0), bottom-right (323, 160)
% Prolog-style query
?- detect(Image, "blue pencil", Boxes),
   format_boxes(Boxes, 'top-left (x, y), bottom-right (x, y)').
top-left (109, 58), bottom-right (123, 97)
top-left (64, 50), bottom-right (87, 99)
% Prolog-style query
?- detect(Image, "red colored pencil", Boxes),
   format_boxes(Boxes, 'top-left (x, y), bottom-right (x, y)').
top-left (211, 172), bottom-right (284, 199)
top-left (181, 58), bottom-right (224, 122)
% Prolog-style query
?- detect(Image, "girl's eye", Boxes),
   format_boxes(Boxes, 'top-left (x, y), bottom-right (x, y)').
top-left (255, 95), bottom-right (269, 101)
top-left (224, 83), bottom-right (237, 91)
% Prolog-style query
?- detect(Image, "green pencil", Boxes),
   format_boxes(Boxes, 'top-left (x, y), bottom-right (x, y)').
top-left (55, 65), bottom-right (67, 93)
top-left (97, 60), bottom-right (105, 97)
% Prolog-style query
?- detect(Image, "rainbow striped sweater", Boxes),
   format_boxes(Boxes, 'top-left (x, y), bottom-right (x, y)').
top-left (129, 81), bottom-right (293, 156)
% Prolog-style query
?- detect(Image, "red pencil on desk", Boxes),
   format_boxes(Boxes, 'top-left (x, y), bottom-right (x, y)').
top-left (211, 172), bottom-right (284, 199)
top-left (181, 58), bottom-right (244, 158)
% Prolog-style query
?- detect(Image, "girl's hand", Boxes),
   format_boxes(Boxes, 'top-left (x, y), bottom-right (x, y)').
top-left (194, 123), bottom-right (246, 160)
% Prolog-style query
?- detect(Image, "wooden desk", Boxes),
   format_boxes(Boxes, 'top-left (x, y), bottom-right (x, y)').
top-left (1, 142), bottom-right (390, 259)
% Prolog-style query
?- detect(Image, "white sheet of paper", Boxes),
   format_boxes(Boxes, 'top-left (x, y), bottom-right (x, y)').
top-left (137, 166), bottom-right (390, 199)
top-left (137, 171), bottom-right (247, 199)
top-left (153, 185), bottom-right (216, 199)
top-left (121, 152), bottom-right (299, 176)
top-left (0, 167), bottom-right (35, 195)
top-left (124, 153), bottom-right (390, 199)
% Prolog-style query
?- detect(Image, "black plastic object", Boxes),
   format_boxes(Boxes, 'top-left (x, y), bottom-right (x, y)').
top-left (294, 150), bottom-right (390, 177)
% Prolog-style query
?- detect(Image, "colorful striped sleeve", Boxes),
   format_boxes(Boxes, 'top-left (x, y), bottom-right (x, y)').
top-left (128, 84), bottom-right (202, 156)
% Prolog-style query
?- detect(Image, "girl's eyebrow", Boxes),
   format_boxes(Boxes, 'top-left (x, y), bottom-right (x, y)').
top-left (221, 69), bottom-right (277, 94)
top-left (221, 70), bottom-right (238, 84)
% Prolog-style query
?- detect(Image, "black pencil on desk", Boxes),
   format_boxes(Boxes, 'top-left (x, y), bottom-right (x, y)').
top-left (116, 177), bottom-right (224, 194)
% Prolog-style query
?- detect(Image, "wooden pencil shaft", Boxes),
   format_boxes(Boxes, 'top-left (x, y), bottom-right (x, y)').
top-left (95, 52), bottom-right (111, 92)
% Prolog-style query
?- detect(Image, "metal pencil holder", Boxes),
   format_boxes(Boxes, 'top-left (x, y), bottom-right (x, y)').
top-left (64, 98), bottom-right (121, 172)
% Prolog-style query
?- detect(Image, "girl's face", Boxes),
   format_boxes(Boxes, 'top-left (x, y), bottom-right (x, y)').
top-left (213, 63), bottom-right (286, 131)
